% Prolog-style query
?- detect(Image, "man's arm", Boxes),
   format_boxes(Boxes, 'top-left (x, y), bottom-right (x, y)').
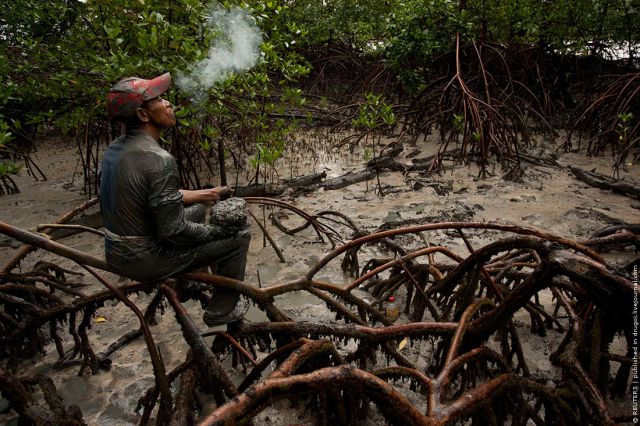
top-left (147, 158), bottom-right (233, 245)
top-left (180, 186), bottom-right (230, 205)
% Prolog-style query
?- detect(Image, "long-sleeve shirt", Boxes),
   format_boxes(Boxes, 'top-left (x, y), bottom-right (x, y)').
top-left (100, 129), bottom-right (218, 281)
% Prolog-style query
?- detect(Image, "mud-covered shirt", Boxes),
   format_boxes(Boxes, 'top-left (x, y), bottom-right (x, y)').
top-left (100, 129), bottom-right (216, 281)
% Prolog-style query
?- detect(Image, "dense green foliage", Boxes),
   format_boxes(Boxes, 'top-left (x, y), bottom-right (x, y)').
top-left (0, 0), bottom-right (638, 192)
top-left (1, 0), bottom-right (311, 192)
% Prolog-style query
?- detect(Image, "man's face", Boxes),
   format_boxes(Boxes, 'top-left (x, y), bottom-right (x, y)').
top-left (140, 96), bottom-right (176, 129)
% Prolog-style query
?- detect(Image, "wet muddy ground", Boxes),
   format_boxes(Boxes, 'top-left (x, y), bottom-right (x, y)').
top-left (0, 131), bottom-right (637, 424)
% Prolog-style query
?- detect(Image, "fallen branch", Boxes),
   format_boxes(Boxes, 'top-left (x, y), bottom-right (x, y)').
top-left (569, 166), bottom-right (640, 200)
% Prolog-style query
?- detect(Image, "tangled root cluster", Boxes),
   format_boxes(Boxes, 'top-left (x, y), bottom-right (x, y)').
top-left (0, 198), bottom-right (637, 425)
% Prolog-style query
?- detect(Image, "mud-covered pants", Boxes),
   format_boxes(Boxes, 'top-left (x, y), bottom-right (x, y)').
top-left (183, 203), bottom-right (250, 319)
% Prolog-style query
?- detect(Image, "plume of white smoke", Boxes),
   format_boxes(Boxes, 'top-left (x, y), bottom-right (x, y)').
top-left (176, 4), bottom-right (262, 99)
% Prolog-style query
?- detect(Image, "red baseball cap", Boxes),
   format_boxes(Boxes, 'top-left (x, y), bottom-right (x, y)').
top-left (107, 73), bottom-right (171, 121)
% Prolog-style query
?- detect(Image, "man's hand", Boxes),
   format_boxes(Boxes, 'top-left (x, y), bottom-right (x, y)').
top-left (180, 186), bottom-right (231, 205)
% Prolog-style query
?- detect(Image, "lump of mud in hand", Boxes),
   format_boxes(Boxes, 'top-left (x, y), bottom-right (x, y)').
top-left (209, 197), bottom-right (248, 230)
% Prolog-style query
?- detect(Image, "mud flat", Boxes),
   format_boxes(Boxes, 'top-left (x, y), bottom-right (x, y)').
top-left (0, 133), bottom-right (637, 424)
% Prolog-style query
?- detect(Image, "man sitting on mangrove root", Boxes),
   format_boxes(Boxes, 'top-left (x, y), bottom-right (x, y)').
top-left (101, 72), bottom-right (250, 327)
